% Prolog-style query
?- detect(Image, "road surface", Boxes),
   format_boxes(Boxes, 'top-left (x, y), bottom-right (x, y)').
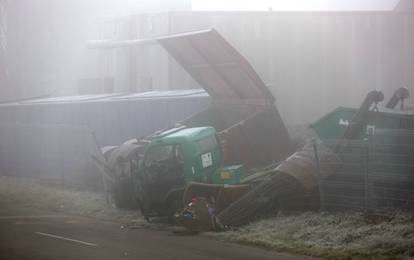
top-left (0, 211), bottom-right (317, 260)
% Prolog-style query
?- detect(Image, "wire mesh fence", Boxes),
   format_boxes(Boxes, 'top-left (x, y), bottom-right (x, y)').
top-left (315, 130), bottom-right (414, 214)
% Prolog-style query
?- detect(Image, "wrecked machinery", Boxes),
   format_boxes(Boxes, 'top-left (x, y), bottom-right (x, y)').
top-left (311, 88), bottom-right (414, 212)
top-left (92, 29), bottom-right (414, 228)
top-left (312, 88), bottom-right (413, 142)
top-left (216, 88), bottom-right (414, 227)
top-left (92, 29), bottom-right (294, 221)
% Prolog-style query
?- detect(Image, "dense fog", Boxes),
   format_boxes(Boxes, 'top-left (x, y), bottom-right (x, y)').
top-left (1, 0), bottom-right (413, 124)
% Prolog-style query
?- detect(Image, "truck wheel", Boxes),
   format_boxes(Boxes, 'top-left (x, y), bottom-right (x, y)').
top-left (107, 143), bottom-right (143, 210)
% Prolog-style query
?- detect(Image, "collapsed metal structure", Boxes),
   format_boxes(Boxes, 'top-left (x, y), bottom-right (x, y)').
top-left (91, 29), bottom-right (294, 169)
top-left (90, 29), bottom-right (414, 229)
top-left (216, 88), bottom-right (414, 227)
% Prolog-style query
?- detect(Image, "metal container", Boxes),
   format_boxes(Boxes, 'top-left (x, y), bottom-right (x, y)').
top-left (311, 107), bottom-right (414, 142)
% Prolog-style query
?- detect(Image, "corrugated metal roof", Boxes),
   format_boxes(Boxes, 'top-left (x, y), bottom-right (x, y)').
top-left (0, 95), bottom-right (50, 105)
top-left (110, 89), bottom-right (207, 100)
top-left (18, 93), bottom-right (124, 105)
top-left (0, 90), bottom-right (208, 106)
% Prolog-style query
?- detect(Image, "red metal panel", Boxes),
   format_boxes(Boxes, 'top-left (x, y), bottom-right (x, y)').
top-left (217, 107), bottom-right (294, 168)
top-left (157, 29), bottom-right (274, 105)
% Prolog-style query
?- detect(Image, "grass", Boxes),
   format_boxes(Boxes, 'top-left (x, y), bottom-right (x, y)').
top-left (0, 176), bottom-right (144, 224)
top-left (209, 211), bottom-right (414, 259)
top-left (2, 176), bottom-right (414, 259)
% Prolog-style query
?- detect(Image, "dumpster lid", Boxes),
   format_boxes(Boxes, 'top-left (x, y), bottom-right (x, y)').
top-left (157, 29), bottom-right (274, 105)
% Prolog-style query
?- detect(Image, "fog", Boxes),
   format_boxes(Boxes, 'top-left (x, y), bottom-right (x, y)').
top-left (0, 1), bottom-right (414, 259)
top-left (192, 0), bottom-right (400, 11)
top-left (1, 0), bottom-right (413, 124)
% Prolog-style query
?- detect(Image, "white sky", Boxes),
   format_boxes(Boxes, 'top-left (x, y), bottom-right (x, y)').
top-left (191, 0), bottom-right (400, 11)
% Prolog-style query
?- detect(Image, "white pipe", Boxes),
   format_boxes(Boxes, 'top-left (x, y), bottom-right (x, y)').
top-left (86, 38), bottom-right (157, 49)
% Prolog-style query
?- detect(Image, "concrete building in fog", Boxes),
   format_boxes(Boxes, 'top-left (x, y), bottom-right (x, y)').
top-left (1, 0), bottom-right (191, 99)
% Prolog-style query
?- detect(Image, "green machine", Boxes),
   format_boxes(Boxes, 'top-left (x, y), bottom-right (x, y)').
top-left (309, 88), bottom-right (414, 211)
top-left (143, 127), bottom-right (222, 184)
top-left (311, 88), bottom-right (414, 143)
top-left (136, 126), bottom-right (222, 219)
top-left (310, 89), bottom-right (414, 177)
top-left (99, 125), bottom-right (246, 220)
top-left (311, 107), bottom-right (414, 142)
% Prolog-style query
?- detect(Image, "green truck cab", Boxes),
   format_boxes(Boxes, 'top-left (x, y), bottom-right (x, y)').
top-left (134, 126), bottom-right (223, 218)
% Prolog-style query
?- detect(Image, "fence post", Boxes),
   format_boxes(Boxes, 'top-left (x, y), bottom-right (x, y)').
top-left (364, 137), bottom-right (372, 213)
top-left (58, 125), bottom-right (65, 189)
top-left (312, 139), bottom-right (325, 211)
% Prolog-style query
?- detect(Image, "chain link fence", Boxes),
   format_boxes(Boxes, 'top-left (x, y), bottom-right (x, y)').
top-left (315, 130), bottom-right (414, 214)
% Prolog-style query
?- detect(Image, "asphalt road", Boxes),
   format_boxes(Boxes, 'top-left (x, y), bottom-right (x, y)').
top-left (0, 212), bottom-right (316, 260)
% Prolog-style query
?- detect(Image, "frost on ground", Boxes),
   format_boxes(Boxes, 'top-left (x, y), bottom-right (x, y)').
top-left (2, 176), bottom-right (414, 259)
top-left (210, 211), bottom-right (414, 259)
top-left (0, 176), bottom-right (144, 224)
